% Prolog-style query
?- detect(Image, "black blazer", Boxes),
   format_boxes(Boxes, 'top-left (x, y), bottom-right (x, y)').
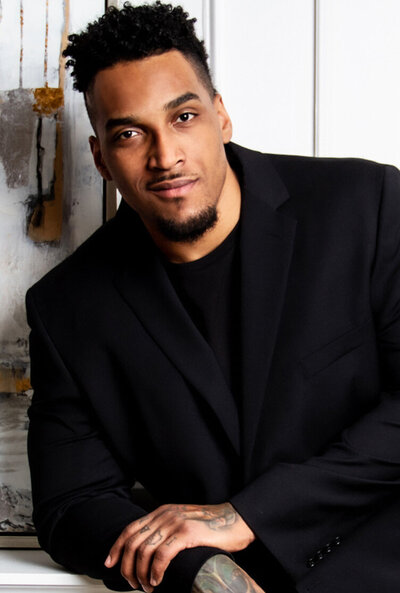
top-left (27, 143), bottom-right (400, 593)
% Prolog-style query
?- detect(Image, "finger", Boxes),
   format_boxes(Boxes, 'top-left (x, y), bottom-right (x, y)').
top-left (122, 521), bottom-right (171, 591)
top-left (106, 514), bottom-right (155, 567)
top-left (135, 528), bottom-right (166, 591)
top-left (119, 536), bottom-right (141, 590)
top-left (149, 534), bottom-right (188, 587)
top-left (106, 534), bottom-right (130, 568)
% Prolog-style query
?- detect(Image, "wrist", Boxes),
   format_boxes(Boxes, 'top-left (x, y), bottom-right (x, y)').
top-left (192, 554), bottom-right (265, 593)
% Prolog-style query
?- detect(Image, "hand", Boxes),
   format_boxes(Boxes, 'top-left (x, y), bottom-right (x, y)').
top-left (193, 555), bottom-right (266, 593)
top-left (105, 502), bottom-right (255, 591)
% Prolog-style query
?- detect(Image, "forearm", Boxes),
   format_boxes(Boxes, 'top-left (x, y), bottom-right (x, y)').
top-left (106, 502), bottom-right (256, 591)
top-left (192, 555), bottom-right (265, 593)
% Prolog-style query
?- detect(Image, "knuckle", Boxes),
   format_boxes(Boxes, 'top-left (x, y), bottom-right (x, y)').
top-left (165, 510), bottom-right (174, 521)
top-left (122, 523), bottom-right (134, 535)
top-left (154, 548), bottom-right (167, 563)
top-left (126, 537), bottom-right (137, 552)
top-left (180, 522), bottom-right (191, 536)
top-left (136, 545), bottom-right (148, 561)
top-left (120, 567), bottom-right (130, 580)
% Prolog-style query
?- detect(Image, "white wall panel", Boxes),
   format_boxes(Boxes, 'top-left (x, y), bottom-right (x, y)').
top-left (21, 0), bottom-right (47, 88)
top-left (0, 1), bottom-right (21, 90)
top-left (211, 0), bottom-right (315, 156)
top-left (178, 0), bottom-right (208, 41)
top-left (119, 0), bottom-right (207, 38)
top-left (318, 0), bottom-right (400, 168)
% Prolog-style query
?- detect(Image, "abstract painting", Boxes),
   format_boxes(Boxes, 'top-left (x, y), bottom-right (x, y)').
top-left (0, 0), bottom-right (104, 545)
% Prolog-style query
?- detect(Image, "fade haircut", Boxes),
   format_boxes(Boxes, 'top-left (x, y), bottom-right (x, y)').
top-left (63, 1), bottom-right (216, 114)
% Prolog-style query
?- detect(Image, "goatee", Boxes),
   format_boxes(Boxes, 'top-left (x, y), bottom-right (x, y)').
top-left (156, 205), bottom-right (218, 243)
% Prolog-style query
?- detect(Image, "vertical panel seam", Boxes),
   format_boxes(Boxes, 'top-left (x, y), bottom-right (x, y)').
top-left (104, 0), bottom-right (117, 220)
top-left (207, 0), bottom-right (217, 85)
top-left (202, 0), bottom-right (211, 64)
top-left (313, 0), bottom-right (320, 157)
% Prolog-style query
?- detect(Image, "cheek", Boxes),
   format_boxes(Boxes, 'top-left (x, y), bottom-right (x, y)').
top-left (109, 158), bottom-right (142, 187)
top-left (208, 143), bottom-right (228, 180)
top-left (106, 164), bottom-right (145, 204)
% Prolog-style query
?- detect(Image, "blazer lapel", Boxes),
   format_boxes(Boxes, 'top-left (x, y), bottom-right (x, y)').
top-left (113, 207), bottom-right (240, 455)
top-left (232, 145), bottom-right (297, 472)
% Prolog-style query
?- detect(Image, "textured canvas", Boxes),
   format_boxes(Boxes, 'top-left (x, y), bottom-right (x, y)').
top-left (0, 0), bottom-right (103, 543)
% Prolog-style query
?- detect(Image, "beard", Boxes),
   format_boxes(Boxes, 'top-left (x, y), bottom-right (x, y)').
top-left (155, 204), bottom-right (218, 243)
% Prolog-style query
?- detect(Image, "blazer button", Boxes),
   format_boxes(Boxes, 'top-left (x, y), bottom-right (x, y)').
top-left (316, 550), bottom-right (324, 560)
top-left (307, 558), bottom-right (316, 568)
top-left (323, 544), bottom-right (332, 554)
top-left (334, 536), bottom-right (341, 546)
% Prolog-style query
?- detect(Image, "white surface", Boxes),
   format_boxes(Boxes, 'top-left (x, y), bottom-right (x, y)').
top-left (212, 0), bottom-right (315, 156)
top-left (318, 0), bottom-right (400, 168)
top-left (0, 1), bottom-right (21, 90)
top-left (0, 550), bottom-right (108, 591)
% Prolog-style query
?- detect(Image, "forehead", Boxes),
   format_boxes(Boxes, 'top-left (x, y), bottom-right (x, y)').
top-left (88, 50), bottom-right (211, 128)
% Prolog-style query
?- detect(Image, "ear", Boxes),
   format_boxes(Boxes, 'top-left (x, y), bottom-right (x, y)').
top-left (213, 94), bottom-right (233, 144)
top-left (89, 135), bottom-right (113, 181)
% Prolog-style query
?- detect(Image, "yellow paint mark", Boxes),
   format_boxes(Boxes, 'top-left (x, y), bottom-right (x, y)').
top-left (32, 87), bottom-right (64, 117)
top-left (15, 377), bottom-right (32, 393)
top-left (0, 368), bottom-right (31, 394)
top-left (28, 121), bottom-right (63, 242)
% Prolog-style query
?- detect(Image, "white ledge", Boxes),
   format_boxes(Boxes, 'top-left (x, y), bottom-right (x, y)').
top-left (0, 550), bottom-right (109, 591)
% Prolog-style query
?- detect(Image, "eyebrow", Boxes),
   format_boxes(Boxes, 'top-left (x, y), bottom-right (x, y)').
top-left (163, 92), bottom-right (201, 111)
top-left (105, 92), bottom-right (201, 132)
top-left (105, 116), bottom-right (140, 132)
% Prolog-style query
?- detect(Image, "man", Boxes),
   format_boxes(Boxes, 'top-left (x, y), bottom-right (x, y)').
top-left (26, 2), bottom-right (400, 593)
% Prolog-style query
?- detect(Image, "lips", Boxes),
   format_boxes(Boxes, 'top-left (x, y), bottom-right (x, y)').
top-left (148, 178), bottom-right (198, 199)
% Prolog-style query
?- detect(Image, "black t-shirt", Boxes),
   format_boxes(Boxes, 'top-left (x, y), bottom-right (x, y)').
top-left (164, 224), bottom-right (241, 402)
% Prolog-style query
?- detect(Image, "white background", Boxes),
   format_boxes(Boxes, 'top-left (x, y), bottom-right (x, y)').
top-left (155, 0), bottom-right (400, 168)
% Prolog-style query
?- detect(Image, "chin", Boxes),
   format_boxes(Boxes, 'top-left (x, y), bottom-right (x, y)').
top-left (156, 205), bottom-right (218, 243)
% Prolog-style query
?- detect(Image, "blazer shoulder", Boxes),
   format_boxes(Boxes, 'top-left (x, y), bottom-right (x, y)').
top-left (228, 142), bottom-right (398, 208)
top-left (268, 152), bottom-right (397, 196)
top-left (27, 215), bottom-right (122, 304)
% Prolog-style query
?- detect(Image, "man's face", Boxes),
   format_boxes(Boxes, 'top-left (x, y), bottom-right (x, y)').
top-left (88, 50), bottom-right (233, 242)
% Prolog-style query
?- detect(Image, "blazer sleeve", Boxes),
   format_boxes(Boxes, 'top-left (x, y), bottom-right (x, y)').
top-left (230, 164), bottom-right (400, 592)
top-left (26, 291), bottom-right (223, 592)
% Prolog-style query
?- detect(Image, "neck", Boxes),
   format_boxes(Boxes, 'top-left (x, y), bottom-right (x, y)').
top-left (149, 164), bottom-right (241, 264)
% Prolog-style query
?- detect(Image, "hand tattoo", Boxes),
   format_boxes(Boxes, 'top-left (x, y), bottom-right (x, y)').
top-left (139, 525), bottom-right (150, 534)
top-left (165, 535), bottom-right (177, 546)
top-left (202, 505), bottom-right (237, 530)
top-left (192, 555), bottom-right (264, 593)
top-left (145, 529), bottom-right (163, 546)
top-left (174, 503), bottom-right (238, 531)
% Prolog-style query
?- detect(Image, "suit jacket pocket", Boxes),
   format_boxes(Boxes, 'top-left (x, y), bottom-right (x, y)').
top-left (301, 320), bottom-right (374, 379)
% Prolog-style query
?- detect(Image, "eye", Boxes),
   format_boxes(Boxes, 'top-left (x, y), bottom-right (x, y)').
top-left (176, 112), bottom-right (195, 123)
top-left (118, 129), bottom-right (139, 140)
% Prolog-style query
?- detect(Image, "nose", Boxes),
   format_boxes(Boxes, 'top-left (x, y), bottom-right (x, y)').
top-left (147, 129), bottom-right (184, 171)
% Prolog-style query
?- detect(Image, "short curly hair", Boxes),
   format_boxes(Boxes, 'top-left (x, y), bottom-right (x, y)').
top-left (63, 1), bottom-right (215, 97)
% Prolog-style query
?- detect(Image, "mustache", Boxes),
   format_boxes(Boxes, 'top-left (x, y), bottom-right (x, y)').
top-left (147, 173), bottom-right (187, 186)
